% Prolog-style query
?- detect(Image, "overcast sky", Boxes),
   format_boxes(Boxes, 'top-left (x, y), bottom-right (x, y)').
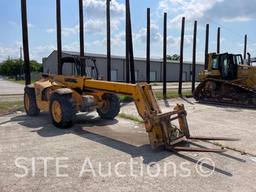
top-left (0, 0), bottom-right (256, 62)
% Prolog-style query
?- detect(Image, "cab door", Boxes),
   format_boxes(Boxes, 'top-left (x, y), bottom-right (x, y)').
top-left (220, 54), bottom-right (238, 80)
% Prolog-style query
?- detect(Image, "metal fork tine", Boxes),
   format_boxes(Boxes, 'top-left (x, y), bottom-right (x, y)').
top-left (188, 136), bottom-right (239, 141)
top-left (171, 146), bottom-right (226, 153)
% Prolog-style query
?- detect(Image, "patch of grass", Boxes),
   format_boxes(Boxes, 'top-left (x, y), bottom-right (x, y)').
top-left (118, 91), bottom-right (192, 103)
top-left (6, 77), bottom-right (25, 85)
top-left (207, 141), bottom-right (254, 156)
top-left (118, 113), bottom-right (144, 123)
top-left (154, 91), bottom-right (192, 100)
top-left (119, 95), bottom-right (133, 103)
top-left (7, 77), bottom-right (36, 85)
top-left (0, 101), bottom-right (24, 115)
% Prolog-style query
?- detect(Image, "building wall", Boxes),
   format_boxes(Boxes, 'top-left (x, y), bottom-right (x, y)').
top-left (43, 51), bottom-right (204, 82)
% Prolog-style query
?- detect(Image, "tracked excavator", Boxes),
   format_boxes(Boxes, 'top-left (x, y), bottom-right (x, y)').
top-left (194, 53), bottom-right (256, 107)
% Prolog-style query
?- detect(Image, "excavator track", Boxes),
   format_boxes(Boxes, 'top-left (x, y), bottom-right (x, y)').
top-left (193, 78), bottom-right (256, 108)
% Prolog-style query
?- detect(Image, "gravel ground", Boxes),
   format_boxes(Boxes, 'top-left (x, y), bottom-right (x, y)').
top-left (0, 77), bottom-right (24, 95)
top-left (0, 99), bottom-right (256, 192)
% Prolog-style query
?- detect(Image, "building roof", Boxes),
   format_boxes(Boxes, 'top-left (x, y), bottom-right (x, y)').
top-left (46, 50), bottom-right (204, 65)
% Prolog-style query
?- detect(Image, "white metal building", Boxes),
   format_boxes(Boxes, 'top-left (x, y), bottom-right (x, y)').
top-left (43, 50), bottom-right (204, 82)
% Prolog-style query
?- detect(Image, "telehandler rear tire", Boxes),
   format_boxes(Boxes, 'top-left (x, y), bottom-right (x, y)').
top-left (24, 87), bottom-right (40, 116)
top-left (50, 93), bottom-right (75, 129)
top-left (97, 94), bottom-right (120, 120)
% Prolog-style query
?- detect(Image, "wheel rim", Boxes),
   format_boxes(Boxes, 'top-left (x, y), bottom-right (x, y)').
top-left (24, 93), bottom-right (30, 111)
top-left (251, 98), bottom-right (256, 105)
top-left (101, 99), bottom-right (110, 113)
top-left (52, 100), bottom-right (62, 123)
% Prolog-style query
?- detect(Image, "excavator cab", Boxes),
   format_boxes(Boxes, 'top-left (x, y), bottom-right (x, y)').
top-left (208, 53), bottom-right (240, 80)
top-left (220, 53), bottom-right (238, 80)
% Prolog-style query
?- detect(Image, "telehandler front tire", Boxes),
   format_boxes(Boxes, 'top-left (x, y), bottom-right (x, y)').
top-left (50, 93), bottom-right (76, 129)
top-left (97, 94), bottom-right (120, 120)
top-left (24, 87), bottom-right (40, 116)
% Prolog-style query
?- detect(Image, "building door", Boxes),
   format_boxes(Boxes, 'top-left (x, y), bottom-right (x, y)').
top-left (135, 71), bottom-right (138, 82)
top-left (86, 67), bottom-right (92, 78)
top-left (111, 70), bottom-right (118, 81)
top-left (150, 71), bottom-right (157, 82)
top-left (183, 72), bottom-right (187, 81)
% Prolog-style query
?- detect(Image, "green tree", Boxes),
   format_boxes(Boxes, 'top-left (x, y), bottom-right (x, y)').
top-left (0, 59), bottom-right (22, 79)
top-left (30, 60), bottom-right (43, 72)
top-left (0, 59), bottom-right (43, 78)
top-left (167, 54), bottom-right (180, 61)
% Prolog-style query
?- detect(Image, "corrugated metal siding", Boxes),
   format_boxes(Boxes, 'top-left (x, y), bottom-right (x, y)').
top-left (43, 51), bottom-right (204, 82)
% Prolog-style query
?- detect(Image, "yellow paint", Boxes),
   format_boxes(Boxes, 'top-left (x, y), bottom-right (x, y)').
top-left (51, 100), bottom-right (62, 123)
top-left (24, 93), bottom-right (29, 111)
top-left (199, 53), bottom-right (256, 90)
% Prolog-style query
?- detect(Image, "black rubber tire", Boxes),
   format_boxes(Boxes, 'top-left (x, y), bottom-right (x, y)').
top-left (24, 87), bottom-right (40, 116)
top-left (50, 93), bottom-right (76, 129)
top-left (97, 94), bottom-right (120, 120)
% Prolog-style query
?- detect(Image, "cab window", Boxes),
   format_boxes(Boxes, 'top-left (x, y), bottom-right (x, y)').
top-left (211, 57), bottom-right (219, 69)
top-left (235, 55), bottom-right (242, 65)
top-left (222, 58), bottom-right (229, 77)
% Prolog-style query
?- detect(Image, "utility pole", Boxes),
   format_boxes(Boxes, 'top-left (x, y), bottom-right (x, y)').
top-left (191, 21), bottom-right (197, 93)
top-left (163, 12), bottom-right (167, 98)
top-left (19, 46), bottom-right (23, 79)
top-left (56, 0), bottom-right (62, 75)
top-left (21, 0), bottom-right (31, 85)
top-left (146, 8), bottom-right (151, 84)
top-left (178, 17), bottom-right (185, 96)
top-left (79, 0), bottom-right (85, 76)
top-left (204, 24), bottom-right (209, 70)
top-left (106, 0), bottom-right (111, 81)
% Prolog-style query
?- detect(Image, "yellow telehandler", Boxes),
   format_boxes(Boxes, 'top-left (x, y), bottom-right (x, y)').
top-left (21, 0), bottom-right (236, 153)
top-left (24, 57), bottom-right (236, 152)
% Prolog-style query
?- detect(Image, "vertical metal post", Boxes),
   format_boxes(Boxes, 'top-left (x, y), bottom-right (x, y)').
top-left (178, 17), bottom-right (185, 96)
top-left (204, 24), bottom-right (209, 70)
top-left (192, 21), bottom-right (197, 93)
top-left (126, 0), bottom-right (135, 84)
top-left (125, 41), bottom-right (130, 83)
top-left (217, 27), bottom-right (220, 54)
top-left (125, 0), bottom-right (130, 83)
top-left (19, 46), bottom-right (23, 78)
top-left (244, 34), bottom-right (247, 60)
top-left (21, 0), bottom-right (31, 85)
top-left (163, 12), bottom-right (167, 98)
top-left (56, 0), bottom-right (62, 75)
top-left (146, 8), bottom-right (151, 84)
top-left (79, 0), bottom-right (85, 76)
top-left (106, 0), bottom-right (111, 81)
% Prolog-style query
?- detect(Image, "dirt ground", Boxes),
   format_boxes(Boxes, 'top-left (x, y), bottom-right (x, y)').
top-left (0, 98), bottom-right (256, 192)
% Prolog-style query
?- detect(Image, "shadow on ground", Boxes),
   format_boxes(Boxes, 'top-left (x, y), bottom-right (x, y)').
top-left (195, 101), bottom-right (256, 112)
